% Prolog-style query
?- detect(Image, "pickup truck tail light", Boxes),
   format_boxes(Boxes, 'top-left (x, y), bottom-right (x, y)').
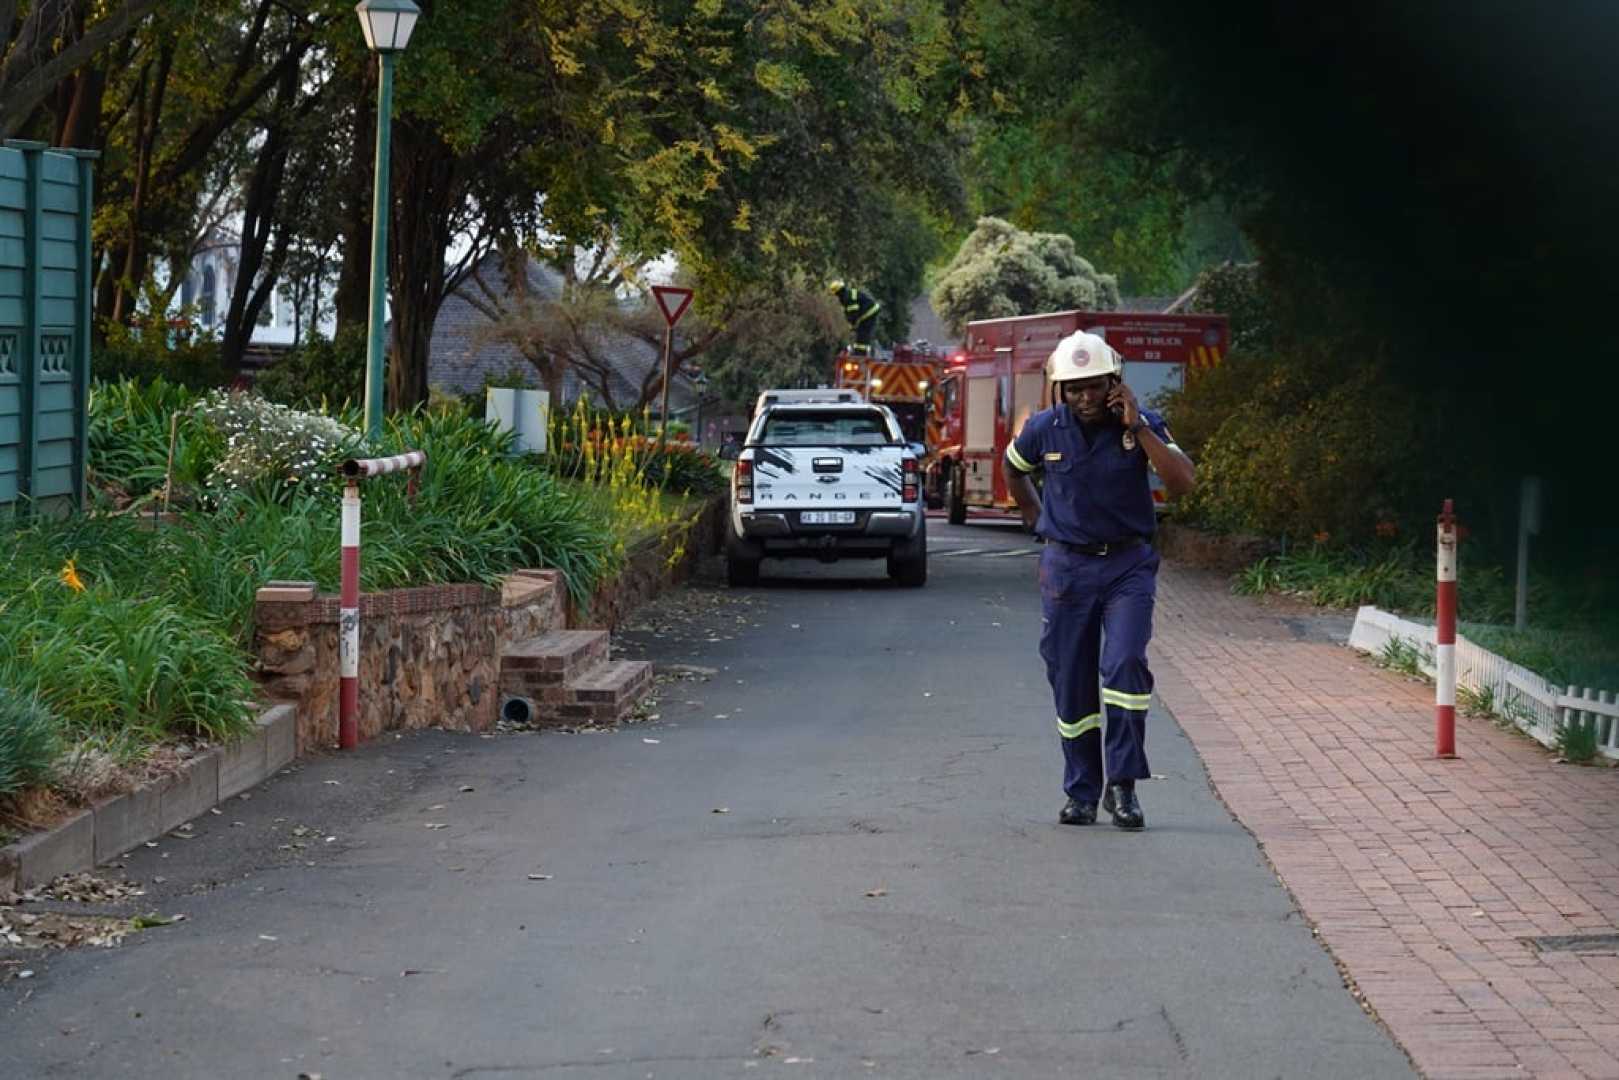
top-left (734, 459), bottom-right (753, 504)
top-left (902, 457), bottom-right (918, 503)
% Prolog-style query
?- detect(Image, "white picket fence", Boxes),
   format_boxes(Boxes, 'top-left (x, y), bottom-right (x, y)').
top-left (1348, 606), bottom-right (1619, 760)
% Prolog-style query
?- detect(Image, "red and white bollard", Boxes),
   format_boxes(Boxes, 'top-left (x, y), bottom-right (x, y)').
top-left (1435, 498), bottom-right (1458, 759)
top-left (338, 451), bottom-right (426, 750)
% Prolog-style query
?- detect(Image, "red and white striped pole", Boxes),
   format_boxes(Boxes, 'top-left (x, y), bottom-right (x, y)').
top-left (1435, 498), bottom-right (1458, 759)
top-left (339, 480), bottom-right (362, 750)
top-left (337, 450), bottom-right (426, 751)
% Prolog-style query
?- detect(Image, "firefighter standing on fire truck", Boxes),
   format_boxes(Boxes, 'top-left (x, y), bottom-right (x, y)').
top-left (1003, 331), bottom-right (1196, 830)
top-left (829, 281), bottom-right (881, 355)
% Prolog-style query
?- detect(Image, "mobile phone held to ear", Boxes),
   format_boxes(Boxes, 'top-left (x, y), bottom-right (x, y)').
top-left (1108, 377), bottom-right (1125, 420)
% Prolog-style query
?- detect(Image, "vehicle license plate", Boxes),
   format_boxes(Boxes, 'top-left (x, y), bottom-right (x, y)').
top-left (801, 510), bottom-right (855, 525)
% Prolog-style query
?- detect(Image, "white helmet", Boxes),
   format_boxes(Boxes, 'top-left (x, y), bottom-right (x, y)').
top-left (1046, 330), bottom-right (1119, 382)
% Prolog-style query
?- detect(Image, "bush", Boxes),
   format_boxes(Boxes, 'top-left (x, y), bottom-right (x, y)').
top-left (93, 312), bottom-right (232, 391)
top-left (194, 390), bottom-right (360, 503)
top-left (0, 688), bottom-right (61, 797)
top-left (87, 377), bottom-right (221, 505)
top-left (253, 327), bottom-right (367, 410)
top-left (1164, 350), bottom-right (1434, 544)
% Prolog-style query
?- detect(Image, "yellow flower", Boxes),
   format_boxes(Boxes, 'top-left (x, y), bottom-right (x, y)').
top-left (60, 558), bottom-right (86, 592)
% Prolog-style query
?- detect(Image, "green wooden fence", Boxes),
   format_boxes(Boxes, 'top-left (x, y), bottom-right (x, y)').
top-left (0, 140), bottom-right (97, 515)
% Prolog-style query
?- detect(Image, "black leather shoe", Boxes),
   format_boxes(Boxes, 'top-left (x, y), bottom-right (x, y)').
top-left (1059, 797), bottom-right (1097, 826)
top-left (1102, 784), bottom-right (1145, 830)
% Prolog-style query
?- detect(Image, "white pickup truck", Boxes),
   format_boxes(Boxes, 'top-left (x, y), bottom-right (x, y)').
top-left (724, 390), bottom-right (927, 587)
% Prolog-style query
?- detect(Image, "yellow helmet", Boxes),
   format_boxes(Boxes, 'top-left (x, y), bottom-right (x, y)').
top-left (828, 280), bottom-right (845, 293)
top-left (1047, 330), bottom-right (1120, 382)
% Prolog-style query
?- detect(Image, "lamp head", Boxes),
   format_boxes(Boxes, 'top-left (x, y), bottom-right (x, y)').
top-left (356, 0), bottom-right (420, 53)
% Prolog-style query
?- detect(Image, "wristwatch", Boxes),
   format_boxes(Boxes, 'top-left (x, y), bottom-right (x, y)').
top-left (1127, 417), bottom-right (1147, 434)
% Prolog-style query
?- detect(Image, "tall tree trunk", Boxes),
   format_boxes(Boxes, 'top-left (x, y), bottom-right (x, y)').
top-left (107, 40), bottom-right (172, 325)
top-left (219, 126), bottom-right (288, 370)
top-left (333, 80), bottom-right (374, 335)
top-left (384, 120), bottom-right (462, 410)
top-left (49, 4), bottom-right (106, 151)
top-left (219, 59), bottom-right (306, 370)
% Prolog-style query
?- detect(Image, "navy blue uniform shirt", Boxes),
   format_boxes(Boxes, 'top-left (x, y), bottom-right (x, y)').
top-left (1006, 404), bottom-right (1177, 546)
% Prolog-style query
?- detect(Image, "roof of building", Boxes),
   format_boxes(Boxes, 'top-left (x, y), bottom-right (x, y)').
top-left (428, 254), bottom-right (696, 414)
top-left (1116, 295), bottom-right (1181, 314)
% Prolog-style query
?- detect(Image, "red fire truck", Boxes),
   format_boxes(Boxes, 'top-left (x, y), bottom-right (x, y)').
top-left (830, 343), bottom-right (949, 450)
top-left (926, 310), bottom-right (1228, 523)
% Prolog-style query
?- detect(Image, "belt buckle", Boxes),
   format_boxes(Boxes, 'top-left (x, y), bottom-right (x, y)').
top-left (1095, 542), bottom-right (1110, 556)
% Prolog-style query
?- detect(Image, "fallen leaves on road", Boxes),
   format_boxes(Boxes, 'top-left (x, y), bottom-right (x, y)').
top-left (23, 873), bottom-right (145, 905)
top-left (642, 738), bottom-right (661, 745)
top-left (2, 910), bottom-right (148, 952)
top-left (864, 887), bottom-right (888, 899)
top-left (526, 874), bottom-right (552, 881)
top-left (711, 807), bottom-right (730, 814)
top-left (424, 823), bottom-right (449, 830)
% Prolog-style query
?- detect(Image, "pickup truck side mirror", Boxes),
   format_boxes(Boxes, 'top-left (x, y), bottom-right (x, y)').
top-left (906, 441), bottom-right (927, 459)
top-left (718, 442), bottom-right (740, 461)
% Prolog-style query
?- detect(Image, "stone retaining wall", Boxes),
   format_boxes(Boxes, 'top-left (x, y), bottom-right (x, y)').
top-left (253, 571), bottom-right (565, 752)
top-left (574, 495), bottom-right (728, 630)
top-left (250, 495), bottom-right (727, 752)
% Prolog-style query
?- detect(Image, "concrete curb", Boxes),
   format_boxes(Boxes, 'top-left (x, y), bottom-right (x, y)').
top-left (1, 703), bottom-right (296, 892)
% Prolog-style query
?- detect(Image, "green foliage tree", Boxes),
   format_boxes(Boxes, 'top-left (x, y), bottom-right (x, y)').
top-left (252, 326), bottom-right (367, 410)
top-left (1186, 261), bottom-right (1273, 354)
top-left (931, 216), bottom-right (1119, 334)
top-left (954, 0), bottom-right (1238, 295)
top-left (0, 0), bottom-right (164, 140)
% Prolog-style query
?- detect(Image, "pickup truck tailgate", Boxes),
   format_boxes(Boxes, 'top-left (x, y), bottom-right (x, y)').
top-left (750, 446), bottom-right (905, 511)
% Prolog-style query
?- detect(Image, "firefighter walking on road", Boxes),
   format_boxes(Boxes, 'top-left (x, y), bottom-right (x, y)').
top-left (829, 281), bottom-right (882, 355)
top-left (1003, 331), bottom-right (1196, 829)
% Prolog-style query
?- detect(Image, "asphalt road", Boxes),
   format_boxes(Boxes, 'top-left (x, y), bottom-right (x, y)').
top-left (1, 517), bottom-right (1414, 1079)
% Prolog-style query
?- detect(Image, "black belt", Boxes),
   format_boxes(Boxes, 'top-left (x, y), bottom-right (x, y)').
top-left (1046, 536), bottom-right (1149, 556)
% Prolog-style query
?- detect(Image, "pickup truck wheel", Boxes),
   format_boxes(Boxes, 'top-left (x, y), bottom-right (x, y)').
top-left (888, 548), bottom-right (927, 587)
top-left (947, 466), bottom-right (967, 526)
top-left (888, 520), bottom-right (928, 587)
top-left (726, 554), bottom-right (761, 587)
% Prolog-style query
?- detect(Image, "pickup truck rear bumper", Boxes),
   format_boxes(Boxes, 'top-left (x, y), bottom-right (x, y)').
top-left (731, 507), bottom-right (922, 560)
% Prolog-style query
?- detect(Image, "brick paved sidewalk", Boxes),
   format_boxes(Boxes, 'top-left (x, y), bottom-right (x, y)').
top-left (1152, 563), bottom-right (1619, 1080)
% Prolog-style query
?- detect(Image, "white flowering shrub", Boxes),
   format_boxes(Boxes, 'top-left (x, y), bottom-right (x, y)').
top-left (195, 390), bottom-right (360, 501)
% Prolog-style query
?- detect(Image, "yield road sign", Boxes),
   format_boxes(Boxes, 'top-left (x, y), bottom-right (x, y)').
top-left (652, 285), bottom-right (694, 327)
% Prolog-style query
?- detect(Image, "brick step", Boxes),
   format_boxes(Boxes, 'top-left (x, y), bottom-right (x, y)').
top-left (533, 659), bottom-right (655, 727)
top-left (499, 629), bottom-right (611, 697)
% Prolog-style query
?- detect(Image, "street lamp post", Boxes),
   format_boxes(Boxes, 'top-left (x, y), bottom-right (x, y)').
top-left (356, 0), bottom-right (420, 442)
top-left (692, 371), bottom-right (709, 447)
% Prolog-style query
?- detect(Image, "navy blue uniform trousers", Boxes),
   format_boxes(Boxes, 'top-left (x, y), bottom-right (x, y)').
top-left (1038, 542), bottom-right (1158, 804)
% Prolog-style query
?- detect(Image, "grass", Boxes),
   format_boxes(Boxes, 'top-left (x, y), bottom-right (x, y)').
top-left (1556, 718), bottom-right (1600, 764)
top-left (1377, 636), bottom-right (1430, 679)
top-left (1235, 541), bottom-right (1618, 691)
top-left (0, 688), bottom-right (63, 797)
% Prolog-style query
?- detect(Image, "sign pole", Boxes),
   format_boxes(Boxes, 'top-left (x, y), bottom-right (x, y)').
top-left (659, 324), bottom-right (673, 450)
top-left (649, 284), bottom-right (694, 451)
top-left (1436, 498), bottom-right (1458, 759)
